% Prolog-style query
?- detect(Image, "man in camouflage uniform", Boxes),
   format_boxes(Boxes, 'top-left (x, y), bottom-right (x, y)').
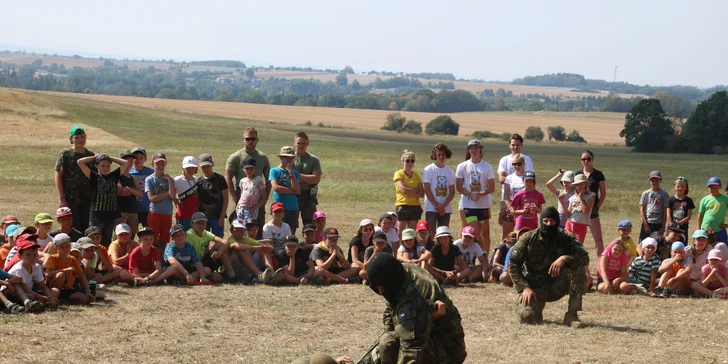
top-left (54, 126), bottom-right (94, 232)
top-left (509, 207), bottom-right (589, 327)
top-left (362, 253), bottom-right (466, 364)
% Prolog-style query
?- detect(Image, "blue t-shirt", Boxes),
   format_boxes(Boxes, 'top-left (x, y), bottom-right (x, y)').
top-left (144, 174), bottom-right (173, 215)
top-left (504, 245), bottom-right (515, 267)
top-left (130, 166), bottom-right (154, 212)
top-left (269, 167), bottom-right (301, 210)
top-left (163, 242), bottom-right (200, 268)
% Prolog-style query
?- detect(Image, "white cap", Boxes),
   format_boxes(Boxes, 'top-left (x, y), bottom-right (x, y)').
top-left (231, 219), bottom-right (246, 229)
top-left (435, 226), bottom-right (452, 238)
top-left (53, 233), bottom-right (72, 246)
top-left (115, 223), bottom-right (131, 235)
top-left (182, 156), bottom-right (198, 168)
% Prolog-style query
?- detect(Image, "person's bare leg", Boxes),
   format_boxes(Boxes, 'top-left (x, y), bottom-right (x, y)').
top-left (501, 221), bottom-right (515, 241)
top-left (315, 268), bottom-right (347, 283)
top-left (470, 265), bottom-right (484, 281)
top-left (150, 266), bottom-right (179, 284)
top-left (500, 271), bottom-right (512, 285)
top-left (590, 217), bottom-right (604, 257)
top-left (479, 220), bottom-right (491, 254)
top-left (338, 266), bottom-right (360, 279)
top-left (456, 267), bottom-right (473, 282)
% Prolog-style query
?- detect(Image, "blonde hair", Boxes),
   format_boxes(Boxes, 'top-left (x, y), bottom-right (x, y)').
top-left (511, 153), bottom-right (524, 163)
top-left (401, 150), bottom-right (416, 162)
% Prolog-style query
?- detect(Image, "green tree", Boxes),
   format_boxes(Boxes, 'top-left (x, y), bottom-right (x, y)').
top-left (245, 68), bottom-right (255, 78)
top-left (382, 112), bottom-right (406, 132)
top-left (524, 126), bottom-right (545, 141)
top-left (342, 65), bottom-right (354, 74)
top-left (350, 79), bottom-right (361, 91)
top-left (547, 125), bottom-right (566, 141)
top-left (652, 92), bottom-right (694, 119)
top-left (619, 99), bottom-right (674, 152)
top-left (566, 130), bottom-right (587, 143)
top-left (217, 90), bottom-right (233, 102)
top-left (335, 73), bottom-right (348, 86)
top-left (681, 91), bottom-right (728, 154)
top-left (403, 120), bottom-right (423, 135)
top-left (426, 115), bottom-right (459, 136)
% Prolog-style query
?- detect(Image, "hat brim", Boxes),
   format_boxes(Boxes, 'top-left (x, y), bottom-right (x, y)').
top-left (242, 164), bottom-right (255, 169)
top-left (199, 161), bottom-right (213, 167)
top-left (116, 230), bottom-right (132, 235)
top-left (271, 208), bottom-right (285, 213)
top-left (284, 242), bottom-right (300, 246)
top-left (303, 228), bottom-right (316, 233)
top-left (462, 233), bottom-right (475, 238)
top-left (56, 212), bottom-right (73, 218)
top-left (373, 239), bottom-right (388, 243)
top-left (277, 154), bottom-right (295, 158)
top-left (182, 163), bottom-right (198, 168)
top-left (435, 233), bottom-right (452, 238)
top-left (36, 219), bottom-right (54, 224)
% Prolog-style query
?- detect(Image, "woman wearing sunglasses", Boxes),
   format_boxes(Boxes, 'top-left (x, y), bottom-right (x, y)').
top-left (393, 150), bottom-right (424, 236)
top-left (575, 150), bottom-right (607, 257)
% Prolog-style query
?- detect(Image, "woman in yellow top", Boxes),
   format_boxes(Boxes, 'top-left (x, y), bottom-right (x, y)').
top-left (393, 150), bottom-right (424, 236)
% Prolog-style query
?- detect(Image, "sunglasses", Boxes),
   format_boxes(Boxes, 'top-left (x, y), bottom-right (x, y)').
top-left (244, 137), bottom-right (258, 142)
top-left (362, 227), bottom-right (374, 232)
top-left (405, 159), bottom-right (415, 164)
top-left (581, 157), bottom-right (592, 162)
top-left (512, 162), bottom-right (523, 167)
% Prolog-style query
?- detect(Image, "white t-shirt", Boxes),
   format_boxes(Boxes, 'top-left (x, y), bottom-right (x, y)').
top-left (375, 226), bottom-right (400, 249)
top-left (397, 244), bottom-right (426, 259)
top-left (497, 154), bottom-right (534, 201)
top-left (8, 262), bottom-right (45, 287)
top-left (422, 163), bottom-right (455, 213)
top-left (37, 236), bottom-right (53, 248)
top-left (455, 160), bottom-right (495, 209)
top-left (503, 173), bottom-right (525, 201)
top-left (262, 221), bottom-right (292, 243)
top-left (454, 239), bottom-right (484, 265)
top-left (174, 175), bottom-right (199, 196)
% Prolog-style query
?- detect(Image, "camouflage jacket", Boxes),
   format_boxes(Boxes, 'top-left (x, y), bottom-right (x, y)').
top-left (55, 147), bottom-right (94, 204)
top-left (508, 228), bottom-right (589, 293)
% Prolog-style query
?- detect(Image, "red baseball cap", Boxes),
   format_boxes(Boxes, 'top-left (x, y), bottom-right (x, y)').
top-left (2, 215), bottom-right (19, 224)
top-left (271, 202), bottom-right (285, 212)
top-left (15, 234), bottom-right (40, 251)
top-left (416, 221), bottom-right (429, 232)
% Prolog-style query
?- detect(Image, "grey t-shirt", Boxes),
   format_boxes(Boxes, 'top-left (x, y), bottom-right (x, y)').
top-left (639, 189), bottom-right (670, 224)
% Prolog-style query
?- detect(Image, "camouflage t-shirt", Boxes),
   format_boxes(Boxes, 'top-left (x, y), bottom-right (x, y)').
top-left (55, 148), bottom-right (94, 204)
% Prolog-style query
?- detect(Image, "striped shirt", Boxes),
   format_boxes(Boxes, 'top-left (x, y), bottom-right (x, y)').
top-left (628, 255), bottom-right (660, 285)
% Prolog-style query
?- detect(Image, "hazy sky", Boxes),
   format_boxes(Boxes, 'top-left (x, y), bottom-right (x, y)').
top-left (2, 0), bottom-right (726, 87)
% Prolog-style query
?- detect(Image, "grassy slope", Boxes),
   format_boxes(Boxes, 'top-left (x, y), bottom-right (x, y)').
top-left (1, 90), bottom-right (727, 363)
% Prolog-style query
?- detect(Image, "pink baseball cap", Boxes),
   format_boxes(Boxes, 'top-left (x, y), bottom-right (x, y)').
top-left (313, 211), bottom-right (326, 221)
top-left (708, 249), bottom-right (723, 261)
top-left (461, 226), bottom-right (476, 237)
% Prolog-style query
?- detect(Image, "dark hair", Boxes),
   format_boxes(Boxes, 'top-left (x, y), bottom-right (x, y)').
top-left (295, 132), bottom-right (309, 140)
top-left (509, 134), bottom-right (524, 144)
top-left (430, 143), bottom-right (453, 160)
top-left (582, 150), bottom-right (594, 158)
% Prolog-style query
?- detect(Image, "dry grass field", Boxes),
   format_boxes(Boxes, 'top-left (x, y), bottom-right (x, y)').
top-left (31, 91), bottom-right (627, 144)
top-left (1, 88), bottom-right (727, 363)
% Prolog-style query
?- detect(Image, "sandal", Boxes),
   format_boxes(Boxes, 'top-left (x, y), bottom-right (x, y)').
top-left (7, 303), bottom-right (26, 314)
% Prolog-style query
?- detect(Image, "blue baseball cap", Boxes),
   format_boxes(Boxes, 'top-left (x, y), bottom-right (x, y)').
top-left (671, 241), bottom-right (685, 251)
top-left (5, 224), bottom-right (21, 237)
top-left (617, 220), bottom-right (632, 229)
top-left (692, 230), bottom-right (709, 239)
top-left (707, 176), bottom-right (721, 186)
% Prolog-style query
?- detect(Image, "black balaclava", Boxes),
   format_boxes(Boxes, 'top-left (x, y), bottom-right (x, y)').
top-left (540, 207), bottom-right (560, 241)
top-left (367, 253), bottom-right (406, 304)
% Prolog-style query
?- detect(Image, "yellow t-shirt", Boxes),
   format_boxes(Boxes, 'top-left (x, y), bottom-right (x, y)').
top-left (393, 169), bottom-right (423, 206)
top-left (623, 237), bottom-right (637, 265)
top-left (108, 239), bottom-right (140, 269)
top-left (227, 235), bottom-right (258, 246)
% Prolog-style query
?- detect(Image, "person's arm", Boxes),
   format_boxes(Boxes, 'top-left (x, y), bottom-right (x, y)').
top-left (701, 269), bottom-right (716, 286)
top-left (666, 202), bottom-right (676, 225)
top-left (315, 250), bottom-right (338, 270)
top-left (417, 250), bottom-right (433, 264)
top-left (455, 177), bottom-right (470, 198)
top-left (504, 182), bottom-right (513, 209)
top-left (283, 257), bottom-right (296, 276)
top-left (194, 262), bottom-right (208, 283)
top-left (545, 172), bottom-right (562, 195)
top-left (679, 209), bottom-right (693, 225)
top-left (674, 265), bottom-right (691, 280)
top-left (76, 155), bottom-right (96, 179)
top-left (491, 250), bottom-right (503, 269)
top-left (167, 256), bottom-right (194, 283)
top-left (271, 176), bottom-right (297, 195)
top-left (396, 248), bottom-right (410, 263)
top-left (697, 212), bottom-right (704, 230)
top-left (660, 196), bottom-right (668, 235)
top-left (715, 270), bottom-right (728, 287)
top-left (597, 180), bottom-right (607, 209)
top-left (454, 256), bottom-right (467, 273)
top-left (350, 246), bottom-right (364, 267)
top-left (658, 257), bottom-right (677, 274)
top-left (648, 270), bottom-right (657, 292)
top-left (97, 247), bottom-right (115, 271)
top-left (146, 260), bottom-right (163, 282)
top-left (219, 184), bottom-right (229, 227)
top-left (110, 246), bottom-right (130, 268)
top-left (263, 160), bottom-right (272, 198)
top-left (395, 180), bottom-right (421, 197)
top-left (299, 168), bottom-right (321, 185)
top-left (640, 205), bottom-right (650, 233)
top-left (423, 182), bottom-right (438, 208)
top-left (120, 179), bottom-right (143, 198)
top-left (581, 194), bottom-right (595, 218)
top-left (224, 170), bottom-right (240, 204)
top-left (305, 261), bottom-right (315, 280)
top-left (598, 255), bottom-right (610, 284)
top-left (478, 178), bottom-right (496, 197)
top-left (55, 170), bottom-right (67, 207)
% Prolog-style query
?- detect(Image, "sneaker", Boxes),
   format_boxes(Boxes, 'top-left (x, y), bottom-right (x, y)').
top-left (663, 287), bottom-right (673, 298)
top-left (270, 268), bottom-right (285, 285)
top-left (563, 312), bottom-right (585, 328)
top-left (255, 268), bottom-right (272, 284)
top-left (632, 284), bottom-right (647, 295)
top-left (25, 300), bottom-right (45, 313)
top-left (5, 303), bottom-right (26, 314)
top-left (347, 276), bottom-right (361, 285)
top-left (651, 287), bottom-right (665, 298)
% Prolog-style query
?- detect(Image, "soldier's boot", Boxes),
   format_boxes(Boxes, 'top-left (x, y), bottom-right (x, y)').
top-left (563, 311), bottom-right (584, 328)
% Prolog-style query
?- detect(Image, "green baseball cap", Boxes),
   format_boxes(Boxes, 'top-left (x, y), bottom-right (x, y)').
top-left (69, 126), bottom-right (86, 137)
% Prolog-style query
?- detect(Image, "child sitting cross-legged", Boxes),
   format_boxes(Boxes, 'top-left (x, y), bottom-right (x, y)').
top-left (226, 218), bottom-right (275, 284)
top-left (6, 236), bottom-right (59, 310)
top-left (44, 234), bottom-right (95, 304)
top-left (620, 238), bottom-right (660, 295)
top-left (128, 227), bottom-right (176, 286)
top-left (690, 249), bottom-right (728, 298)
top-left (163, 224), bottom-right (212, 285)
top-left (596, 239), bottom-right (630, 294)
top-left (277, 235), bottom-right (318, 285)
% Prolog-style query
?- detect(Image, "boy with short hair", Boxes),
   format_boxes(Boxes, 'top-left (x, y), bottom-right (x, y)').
top-left (359, 231), bottom-right (393, 281)
top-left (4, 226), bottom-right (39, 270)
top-left (654, 241), bottom-right (692, 297)
top-left (375, 213), bottom-right (400, 252)
top-left (262, 202), bottom-right (292, 255)
top-left (300, 223), bottom-right (318, 250)
top-left (197, 153), bottom-right (229, 237)
top-left (82, 227), bottom-right (123, 284)
top-left (697, 176), bottom-right (728, 243)
top-left (129, 147), bottom-right (155, 229)
top-left (174, 156), bottom-right (200, 230)
top-left (278, 235), bottom-right (317, 285)
top-left (620, 238), bottom-right (660, 294)
top-left (145, 152), bottom-right (178, 251)
top-left (77, 153), bottom-right (129, 246)
top-left (227, 218), bottom-right (273, 284)
top-left (616, 220), bottom-right (638, 265)
top-left (8, 238), bottom-right (59, 309)
top-left (163, 224), bottom-right (211, 285)
top-left (187, 212), bottom-right (233, 282)
top-left (108, 223), bottom-right (139, 284)
top-left (116, 150), bottom-right (143, 236)
top-left (129, 227), bottom-right (175, 285)
top-left (48, 207), bottom-right (83, 247)
top-left (310, 227), bottom-right (360, 284)
top-left (55, 126), bottom-right (94, 233)
top-left (44, 234), bottom-right (94, 304)
top-left (269, 146), bottom-right (301, 234)
top-left (639, 171), bottom-right (670, 240)
top-left (236, 156), bottom-right (267, 225)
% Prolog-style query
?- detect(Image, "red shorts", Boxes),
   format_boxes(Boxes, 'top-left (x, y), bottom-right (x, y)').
top-left (565, 221), bottom-right (588, 244)
top-left (147, 211), bottom-right (172, 247)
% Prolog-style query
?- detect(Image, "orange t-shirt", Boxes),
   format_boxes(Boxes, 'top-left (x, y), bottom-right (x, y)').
top-left (44, 254), bottom-right (83, 289)
top-left (0, 244), bottom-right (11, 262)
top-left (671, 261), bottom-right (684, 276)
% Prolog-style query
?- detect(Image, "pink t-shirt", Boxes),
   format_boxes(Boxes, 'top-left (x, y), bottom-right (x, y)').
top-left (597, 241), bottom-right (630, 281)
top-left (700, 263), bottom-right (728, 290)
top-left (510, 189), bottom-right (546, 230)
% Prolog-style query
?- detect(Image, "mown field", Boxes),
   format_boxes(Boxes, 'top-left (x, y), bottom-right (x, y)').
top-left (32, 91), bottom-right (627, 145)
top-left (0, 88), bottom-right (726, 363)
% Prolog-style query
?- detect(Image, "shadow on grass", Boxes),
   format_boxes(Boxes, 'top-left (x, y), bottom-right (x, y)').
top-left (541, 319), bottom-right (652, 333)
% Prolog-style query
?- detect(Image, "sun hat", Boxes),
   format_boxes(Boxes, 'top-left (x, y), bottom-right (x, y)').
top-left (169, 224), bottom-right (185, 237)
top-left (648, 171), bottom-right (662, 180)
top-left (372, 231), bottom-right (388, 243)
top-left (85, 226), bottom-right (102, 237)
top-left (523, 171), bottom-right (536, 181)
top-left (284, 235), bottom-right (300, 246)
top-left (360, 219), bottom-right (374, 227)
top-left (573, 174), bottom-right (588, 185)
top-left (271, 202), bottom-right (285, 212)
top-left (231, 219), bottom-right (246, 229)
top-left (34, 213), bottom-right (54, 224)
top-left (131, 147), bottom-right (147, 156)
top-left (52, 233), bottom-right (72, 246)
top-left (198, 153), bottom-right (214, 167)
top-left (56, 207), bottom-right (73, 218)
top-left (5, 225), bottom-right (21, 238)
top-left (277, 146), bottom-right (295, 158)
top-left (708, 249), bottom-right (723, 261)
top-left (466, 139), bottom-right (483, 148)
top-left (69, 126), bottom-right (85, 137)
top-left (94, 153), bottom-right (112, 165)
top-left (137, 227), bottom-right (154, 237)
top-left (324, 227), bottom-right (339, 238)
top-left (641, 237), bottom-right (657, 249)
top-left (152, 152), bottom-right (167, 163)
top-left (119, 149), bottom-right (135, 159)
top-left (191, 212), bottom-right (208, 223)
top-left (313, 211), bottom-right (326, 221)
top-left (671, 241), bottom-right (685, 251)
top-left (115, 223), bottom-right (131, 235)
top-left (561, 171), bottom-right (575, 183)
top-left (303, 223), bottom-right (316, 233)
top-left (242, 157), bottom-right (256, 169)
top-left (2, 215), bottom-right (19, 224)
top-left (435, 226), bottom-right (452, 239)
top-left (707, 176), bottom-right (721, 187)
top-left (77, 237), bottom-right (95, 250)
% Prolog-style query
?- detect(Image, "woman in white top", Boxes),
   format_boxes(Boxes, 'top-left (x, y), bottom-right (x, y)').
top-left (422, 143), bottom-right (456, 237)
top-left (501, 153), bottom-right (526, 240)
top-left (455, 140), bottom-right (496, 255)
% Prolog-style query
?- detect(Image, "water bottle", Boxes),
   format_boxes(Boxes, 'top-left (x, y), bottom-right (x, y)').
top-left (89, 280), bottom-right (97, 296)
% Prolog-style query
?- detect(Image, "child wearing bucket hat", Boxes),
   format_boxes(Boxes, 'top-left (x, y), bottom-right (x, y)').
top-left (546, 170), bottom-right (575, 229)
top-left (427, 226), bottom-right (471, 285)
top-left (566, 174), bottom-right (596, 244)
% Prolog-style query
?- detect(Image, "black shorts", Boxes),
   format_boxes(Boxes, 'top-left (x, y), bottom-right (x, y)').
top-left (464, 208), bottom-right (490, 223)
top-left (60, 287), bottom-right (86, 301)
top-left (283, 210), bottom-right (300, 231)
top-left (395, 205), bottom-right (423, 222)
top-left (328, 266), bottom-right (345, 275)
top-left (201, 251), bottom-right (221, 272)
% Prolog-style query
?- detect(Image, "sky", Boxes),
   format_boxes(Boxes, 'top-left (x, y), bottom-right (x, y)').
top-left (2, 0), bottom-right (726, 87)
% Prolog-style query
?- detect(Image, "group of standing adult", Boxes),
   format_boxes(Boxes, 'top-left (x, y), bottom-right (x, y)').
top-left (394, 133), bottom-right (609, 258)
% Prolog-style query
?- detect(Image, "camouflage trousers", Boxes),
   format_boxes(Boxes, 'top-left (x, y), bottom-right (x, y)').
top-left (516, 265), bottom-right (586, 324)
top-left (359, 319), bottom-right (466, 364)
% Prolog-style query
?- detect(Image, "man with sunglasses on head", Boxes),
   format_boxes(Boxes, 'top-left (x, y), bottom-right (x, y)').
top-left (225, 127), bottom-right (272, 235)
top-left (497, 134), bottom-right (535, 230)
